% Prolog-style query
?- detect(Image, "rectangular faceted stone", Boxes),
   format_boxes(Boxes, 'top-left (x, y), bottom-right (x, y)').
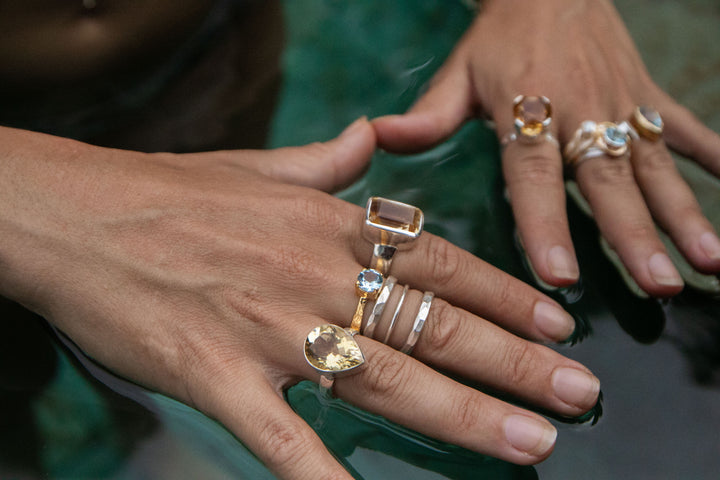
top-left (367, 197), bottom-right (422, 235)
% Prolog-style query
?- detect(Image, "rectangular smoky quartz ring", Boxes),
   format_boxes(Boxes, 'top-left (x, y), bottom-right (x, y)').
top-left (362, 197), bottom-right (424, 276)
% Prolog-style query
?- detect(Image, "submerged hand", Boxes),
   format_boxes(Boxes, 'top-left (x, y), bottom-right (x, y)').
top-left (373, 0), bottom-right (720, 296)
top-left (0, 119), bottom-right (598, 479)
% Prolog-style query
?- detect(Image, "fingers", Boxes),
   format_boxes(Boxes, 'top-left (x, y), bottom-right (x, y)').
top-left (501, 140), bottom-right (579, 286)
top-left (657, 94), bottom-right (720, 177)
top-left (241, 117), bottom-right (377, 192)
top-left (336, 338), bottom-right (559, 465)
top-left (573, 154), bottom-right (684, 296)
top-left (200, 371), bottom-right (352, 480)
top-left (372, 53), bottom-right (475, 153)
top-left (356, 234), bottom-right (577, 343)
top-left (631, 140), bottom-right (720, 271)
top-left (358, 285), bottom-right (599, 417)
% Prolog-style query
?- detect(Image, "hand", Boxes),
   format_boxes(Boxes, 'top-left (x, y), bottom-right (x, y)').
top-left (0, 119), bottom-right (598, 479)
top-left (372, 0), bottom-right (720, 297)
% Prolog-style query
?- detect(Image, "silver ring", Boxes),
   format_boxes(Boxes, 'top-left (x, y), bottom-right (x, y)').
top-left (383, 284), bottom-right (409, 345)
top-left (363, 197), bottom-right (424, 276)
top-left (363, 276), bottom-right (397, 339)
top-left (400, 292), bottom-right (434, 355)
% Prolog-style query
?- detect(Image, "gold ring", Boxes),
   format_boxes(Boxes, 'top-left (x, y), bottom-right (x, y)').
top-left (564, 120), bottom-right (633, 168)
top-left (629, 105), bottom-right (663, 142)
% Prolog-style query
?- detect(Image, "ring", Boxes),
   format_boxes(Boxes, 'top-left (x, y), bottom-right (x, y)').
top-left (363, 197), bottom-right (424, 276)
top-left (350, 268), bottom-right (385, 333)
top-left (628, 105), bottom-right (663, 142)
top-left (304, 324), bottom-right (365, 390)
top-left (400, 292), bottom-right (434, 355)
top-left (304, 268), bottom-right (384, 391)
top-left (363, 276), bottom-right (397, 339)
top-left (564, 120), bottom-right (633, 168)
top-left (383, 284), bottom-right (409, 345)
top-left (500, 95), bottom-right (559, 148)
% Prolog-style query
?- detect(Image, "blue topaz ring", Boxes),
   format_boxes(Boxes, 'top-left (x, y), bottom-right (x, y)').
top-left (628, 106), bottom-right (663, 142)
top-left (363, 197), bottom-right (424, 276)
top-left (564, 121), bottom-right (634, 168)
top-left (500, 95), bottom-right (559, 148)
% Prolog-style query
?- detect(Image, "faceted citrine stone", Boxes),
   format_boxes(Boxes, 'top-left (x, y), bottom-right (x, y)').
top-left (514, 96), bottom-right (551, 137)
top-left (304, 324), bottom-right (364, 373)
top-left (367, 197), bottom-right (423, 235)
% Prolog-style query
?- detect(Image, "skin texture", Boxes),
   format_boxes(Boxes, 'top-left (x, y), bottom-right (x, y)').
top-left (0, 120), bottom-right (599, 478)
top-left (373, 0), bottom-right (720, 296)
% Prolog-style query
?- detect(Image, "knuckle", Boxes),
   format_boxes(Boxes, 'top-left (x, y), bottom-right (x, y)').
top-left (621, 221), bottom-right (659, 244)
top-left (258, 418), bottom-right (314, 470)
top-left (449, 392), bottom-right (486, 435)
top-left (583, 158), bottom-right (634, 187)
top-left (292, 194), bottom-right (350, 239)
top-left (359, 349), bottom-right (411, 400)
top-left (422, 299), bottom-right (462, 352)
top-left (424, 237), bottom-right (464, 288)
top-left (500, 340), bottom-right (538, 386)
top-left (634, 148), bottom-right (676, 174)
top-left (507, 154), bottom-right (562, 188)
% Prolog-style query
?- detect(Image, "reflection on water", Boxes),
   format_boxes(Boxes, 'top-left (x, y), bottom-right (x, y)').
top-left (1, 0), bottom-right (720, 478)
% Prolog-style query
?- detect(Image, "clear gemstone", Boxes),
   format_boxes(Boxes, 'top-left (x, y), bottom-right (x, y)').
top-left (604, 126), bottom-right (627, 148)
top-left (304, 324), bottom-right (364, 373)
top-left (357, 268), bottom-right (383, 293)
top-left (639, 106), bottom-right (662, 128)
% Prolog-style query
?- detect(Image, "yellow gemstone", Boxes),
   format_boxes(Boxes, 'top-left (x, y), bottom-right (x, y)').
top-left (304, 324), bottom-right (364, 373)
top-left (514, 96), bottom-right (551, 137)
top-left (367, 197), bottom-right (423, 235)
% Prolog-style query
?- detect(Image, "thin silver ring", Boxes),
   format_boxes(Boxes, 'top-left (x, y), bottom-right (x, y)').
top-left (383, 284), bottom-right (409, 345)
top-left (363, 276), bottom-right (397, 339)
top-left (400, 292), bottom-right (434, 355)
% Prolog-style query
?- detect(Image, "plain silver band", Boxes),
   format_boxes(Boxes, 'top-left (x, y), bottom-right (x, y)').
top-left (400, 292), bottom-right (434, 355)
top-left (363, 276), bottom-right (397, 338)
top-left (383, 284), bottom-right (409, 345)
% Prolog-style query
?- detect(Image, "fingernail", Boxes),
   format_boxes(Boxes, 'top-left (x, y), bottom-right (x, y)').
top-left (547, 246), bottom-right (579, 281)
top-left (534, 302), bottom-right (575, 342)
top-left (551, 367), bottom-right (600, 409)
top-left (340, 116), bottom-right (368, 138)
top-left (503, 414), bottom-right (557, 457)
top-left (648, 252), bottom-right (684, 287)
top-left (699, 231), bottom-right (720, 260)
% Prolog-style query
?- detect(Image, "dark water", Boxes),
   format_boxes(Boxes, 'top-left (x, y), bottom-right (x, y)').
top-left (2, 0), bottom-right (719, 478)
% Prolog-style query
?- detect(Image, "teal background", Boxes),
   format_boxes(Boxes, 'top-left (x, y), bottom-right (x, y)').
top-left (1, 0), bottom-right (719, 479)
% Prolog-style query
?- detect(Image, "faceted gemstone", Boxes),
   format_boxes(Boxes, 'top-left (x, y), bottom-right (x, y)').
top-left (368, 197), bottom-right (423, 235)
top-left (304, 324), bottom-right (364, 373)
top-left (514, 96), bottom-right (551, 137)
top-left (357, 268), bottom-right (383, 293)
top-left (638, 106), bottom-right (663, 129)
top-left (603, 125), bottom-right (627, 148)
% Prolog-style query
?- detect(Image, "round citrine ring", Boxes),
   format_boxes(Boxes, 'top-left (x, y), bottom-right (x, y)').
top-left (501, 95), bottom-right (558, 148)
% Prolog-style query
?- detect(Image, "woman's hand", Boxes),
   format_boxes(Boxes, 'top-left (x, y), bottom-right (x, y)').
top-left (0, 120), bottom-right (598, 479)
top-left (372, 0), bottom-right (720, 296)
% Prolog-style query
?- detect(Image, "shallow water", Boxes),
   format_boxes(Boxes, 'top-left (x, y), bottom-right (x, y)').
top-left (2, 0), bottom-right (719, 478)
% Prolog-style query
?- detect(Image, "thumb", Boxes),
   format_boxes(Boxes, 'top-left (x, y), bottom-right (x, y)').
top-left (251, 117), bottom-right (376, 192)
top-left (372, 56), bottom-right (474, 154)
